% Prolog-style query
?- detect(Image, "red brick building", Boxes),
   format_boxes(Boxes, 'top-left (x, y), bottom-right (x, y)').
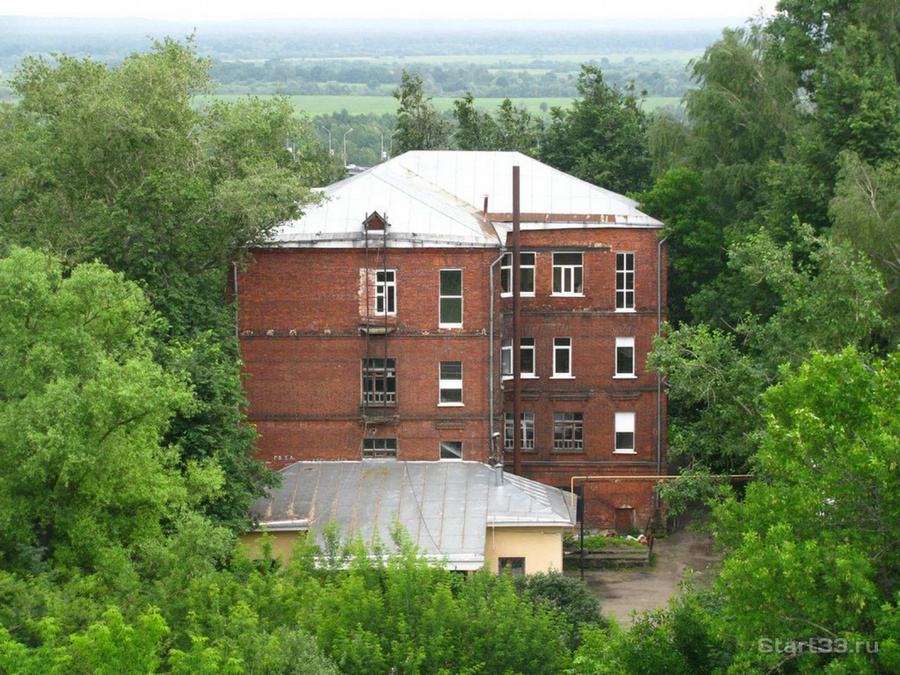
top-left (236, 151), bottom-right (667, 530)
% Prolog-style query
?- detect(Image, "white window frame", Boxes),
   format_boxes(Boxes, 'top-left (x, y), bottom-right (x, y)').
top-left (552, 337), bottom-right (574, 378)
top-left (375, 269), bottom-right (397, 315)
top-left (553, 412), bottom-right (584, 452)
top-left (439, 269), bottom-right (463, 328)
top-left (500, 252), bottom-right (536, 297)
top-left (501, 338), bottom-right (536, 379)
top-left (614, 412), bottom-right (636, 454)
top-left (616, 252), bottom-right (635, 311)
top-left (363, 438), bottom-right (397, 460)
top-left (552, 252), bottom-right (584, 296)
top-left (615, 337), bottom-right (636, 379)
top-left (504, 411), bottom-right (535, 451)
top-left (440, 441), bottom-right (463, 460)
top-left (438, 361), bottom-right (463, 406)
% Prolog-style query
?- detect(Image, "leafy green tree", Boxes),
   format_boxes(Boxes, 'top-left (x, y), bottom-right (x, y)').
top-left (712, 348), bottom-right (900, 672)
top-left (682, 25), bottom-right (799, 229)
top-left (633, 168), bottom-right (724, 325)
top-left (651, 224), bottom-right (884, 505)
top-left (0, 37), bottom-right (328, 529)
top-left (0, 248), bottom-right (202, 576)
top-left (452, 92), bottom-right (499, 151)
top-left (493, 98), bottom-right (542, 154)
top-left (392, 70), bottom-right (450, 153)
top-left (831, 152), bottom-right (900, 326)
top-left (540, 65), bottom-right (651, 194)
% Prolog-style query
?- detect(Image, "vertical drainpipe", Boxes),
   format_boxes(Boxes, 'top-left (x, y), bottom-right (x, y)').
top-left (512, 166), bottom-right (522, 477)
top-left (232, 261), bottom-right (239, 342)
top-left (488, 245), bottom-right (505, 466)
top-left (656, 236), bottom-right (668, 509)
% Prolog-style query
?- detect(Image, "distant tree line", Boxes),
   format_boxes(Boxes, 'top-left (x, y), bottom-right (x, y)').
top-left (210, 57), bottom-right (691, 99)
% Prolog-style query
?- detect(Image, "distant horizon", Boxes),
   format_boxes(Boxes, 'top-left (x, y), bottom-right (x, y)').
top-left (0, 14), bottom-right (767, 35)
top-left (0, 0), bottom-right (777, 24)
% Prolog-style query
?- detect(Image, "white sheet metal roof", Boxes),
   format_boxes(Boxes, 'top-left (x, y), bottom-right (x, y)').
top-left (271, 151), bottom-right (661, 249)
top-left (250, 461), bottom-right (575, 571)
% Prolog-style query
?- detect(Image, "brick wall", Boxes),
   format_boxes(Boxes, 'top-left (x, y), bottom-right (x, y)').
top-left (500, 226), bottom-right (667, 529)
top-left (236, 227), bottom-right (667, 529)
top-left (238, 246), bottom-right (501, 470)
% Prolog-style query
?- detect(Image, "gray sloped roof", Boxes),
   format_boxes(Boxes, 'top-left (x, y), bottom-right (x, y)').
top-left (271, 151), bottom-right (661, 248)
top-left (250, 461), bottom-right (575, 570)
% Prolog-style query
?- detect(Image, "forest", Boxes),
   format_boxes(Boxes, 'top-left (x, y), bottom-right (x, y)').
top-left (2, 0), bottom-right (900, 671)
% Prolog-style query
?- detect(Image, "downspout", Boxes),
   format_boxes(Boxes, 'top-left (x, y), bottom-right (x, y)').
top-left (488, 249), bottom-right (505, 466)
top-left (232, 261), bottom-right (240, 342)
top-left (512, 166), bottom-right (522, 477)
top-left (656, 236), bottom-right (668, 510)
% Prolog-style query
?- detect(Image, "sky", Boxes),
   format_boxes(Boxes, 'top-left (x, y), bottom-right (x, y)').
top-left (3, 0), bottom-right (778, 23)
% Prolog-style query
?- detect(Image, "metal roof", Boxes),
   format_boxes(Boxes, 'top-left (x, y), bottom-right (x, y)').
top-left (250, 460), bottom-right (575, 570)
top-left (271, 151), bottom-right (662, 249)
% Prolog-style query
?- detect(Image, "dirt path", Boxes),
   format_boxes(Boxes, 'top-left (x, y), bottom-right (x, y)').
top-left (566, 529), bottom-right (720, 623)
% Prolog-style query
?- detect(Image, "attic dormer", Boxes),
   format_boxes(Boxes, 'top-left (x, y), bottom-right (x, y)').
top-left (363, 211), bottom-right (387, 232)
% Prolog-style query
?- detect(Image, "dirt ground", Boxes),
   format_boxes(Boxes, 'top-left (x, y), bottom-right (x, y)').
top-left (565, 528), bottom-right (721, 624)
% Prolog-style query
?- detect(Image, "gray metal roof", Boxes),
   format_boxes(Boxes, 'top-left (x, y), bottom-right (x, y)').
top-left (250, 461), bottom-right (575, 570)
top-left (271, 151), bottom-right (662, 249)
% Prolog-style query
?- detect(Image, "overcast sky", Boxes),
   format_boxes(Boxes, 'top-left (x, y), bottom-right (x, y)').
top-left (3, 0), bottom-right (778, 22)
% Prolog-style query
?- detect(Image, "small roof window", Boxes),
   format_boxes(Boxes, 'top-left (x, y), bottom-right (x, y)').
top-left (363, 211), bottom-right (387, 231)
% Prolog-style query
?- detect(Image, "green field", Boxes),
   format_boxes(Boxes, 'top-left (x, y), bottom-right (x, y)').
top-left (288, 50), bottom-right (703, 66)
top-left (198, 94), bottom-right (682, 116)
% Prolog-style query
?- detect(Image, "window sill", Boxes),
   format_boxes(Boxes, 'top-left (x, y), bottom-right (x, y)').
top-left (500, 293), bottom-right (536, 298)
top-left (613, 374), bottom-right (638, 380)
top-left (551, 293), bottom-right (584, 298)
top-left (615, 308), bottom-right (636, 313)
top-left (439, 325), bottom-right (464, 330)
top-left (550, 375), bottom-right (575, 380)
top-left (613, 450), bottom-right (637, 455)
top-left (438, 402), bottom-right (465, 407)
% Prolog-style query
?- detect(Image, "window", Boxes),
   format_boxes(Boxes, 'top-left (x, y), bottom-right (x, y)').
top-left (440, 441), bottom-right (463, 460)
top-left (615, 337), bottom-right (635, 377)
top-left (500, 252), bottom-right (536, 296)
top-left (554, 412), bottom-right (584, 451)
top-left (616, 253), bottom-right (635, 310)
top-left (498, 557), bottom-right (525, 576)
top-left (501, 338), bottom-right (536, 377)
top-left (521, 338), bottom-right (535, 376)
top-left (615, 412), bottom-right (636, 453)
top-left (439, 361), bottom-right (463, 405)
top-left (363, 438), bottom-right (397, 459)
top-left (439, 269), bottom-right (463, 327)
top-left (552, 252), bottom-right (583, 295)
top-left (362, 358), bottom-right (396, 406)
top-left (553, 337), bottom-right (573, 377)
top-left (504, 411), bottom-right (535, 451)
top-left (375, 269), bottom-right (396, 315)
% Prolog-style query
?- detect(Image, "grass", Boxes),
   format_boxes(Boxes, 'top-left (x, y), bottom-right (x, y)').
top-left (564, 534), bottom-right (647, 549)
top-left (292, 51), bottom-right (702, 66)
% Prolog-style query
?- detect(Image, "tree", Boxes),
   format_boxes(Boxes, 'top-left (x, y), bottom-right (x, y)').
top-left (0, 248), bottom-right (206, 575)
top-left (452, 92), bottom-right (498, 151)
top-left (493, 98), bottom-right (542, 154)
top-left (632, 168), bottom-right (724, 325)
top-left (830, 152), bottom-right (900, 326)
top-left (540, 65), bottom-right (651, 194)
top-left (651, 223), bottom-right (884, 505)
top-left (0, 38), bottom-right (329, 529)
top-left (712, 349), bottom-right (900, 672)
top-left (682, 25), bottom-right (799, 229)
top-left (392, 70), bottom-right (450, 153)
